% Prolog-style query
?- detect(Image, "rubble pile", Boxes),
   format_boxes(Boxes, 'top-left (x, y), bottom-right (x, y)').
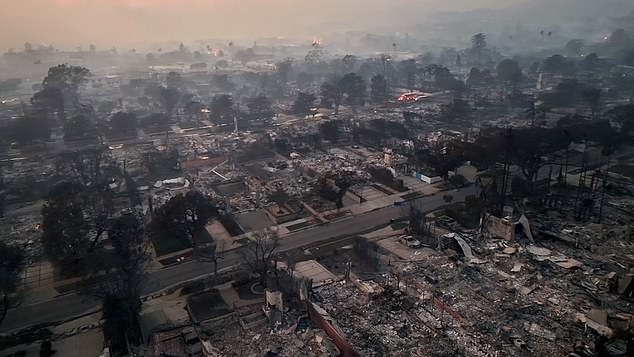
top-left (200, 315), bottom-right (337, 357)
top-left (314, 282), bottom-right (475, 356)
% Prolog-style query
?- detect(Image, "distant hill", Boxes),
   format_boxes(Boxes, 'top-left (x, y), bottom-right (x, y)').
top-left (431, 0), bottom-right (634, 26)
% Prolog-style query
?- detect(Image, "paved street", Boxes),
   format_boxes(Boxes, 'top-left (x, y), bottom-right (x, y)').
top-left (1, 187), bottom-right (476, 333)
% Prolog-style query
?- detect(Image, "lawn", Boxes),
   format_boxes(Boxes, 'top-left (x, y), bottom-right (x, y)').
top-left (286, 220), bottom-right (314, 231)
top-left (151, 234), bottom-right (191, 257)
top-left (401, 192), bottom-right (424, 201)
top-left (234, 279), bottom-right (263, 300)
top-left (158, 251), bottom-right (193, 265)
top-left (390, 221), bottom-right (409, 230)
top-left (188, 289), bottom-right (232, 322)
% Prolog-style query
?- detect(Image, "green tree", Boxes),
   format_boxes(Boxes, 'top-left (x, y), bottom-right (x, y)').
top-left (564, 39), bottom-right (585, 55)
top-left (582, 87), bottom-right (601, 119)
top-left (41, 182), bottom-right (88, 271)
top-left (165, 71), bottom-right (183, 89)
top-left (339, 73), bottom-right (366, 106)
top-left (184, 100), bottom-right (204, 120)
top-left (158, 86), bottom-right (180, 118)
top-left (496, 59), bottom-right (523, 90)
top-left (398, 59), bottom-right (417, 91)
top-left (542, 55), bottom-right (575, 75)
top-left (319, 120), bottom-right (340, 143)
top-left (370, 74), bottom-right (388, 103)
top-left (471, 33), bottom-right (487, 52)
top-left (292, 92), bottom-right (317, 116)
top-left (341, 54), bottom-right (358, 73)
top-left (31, 87), bottom-right (65, 124)
top-left (210, 94), bottom-right (235, 125)
top-left (471, 33), bottom-right (487, 63)
top-left (109, 112), bottom-right (138, 137)
top-left (10, 112), bottom-right (51, 145)
top-left (305, 41), bottom-right (324, 63)
top-left (246, 95), bottom-right (274, 121)
top-left (234, 48), bottom-right (257, 64)
top-left (64, 114), bottom-right (96, 142)
top-left (269, 187), bottom-right (290, 214)
top-left (41, 64), bottom-right (90, 112)
top-left (152, 190), bottom-right (216, 244)
top-left (320, 77), bottom-right (343, 114)
top-left (275, 59), bottom-right (292, 83)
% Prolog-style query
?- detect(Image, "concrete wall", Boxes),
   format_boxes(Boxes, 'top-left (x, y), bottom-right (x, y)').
top-left (413, 172), bottom-right (442, 184)
top-left (483, 214), bottom-right (515, 241)
top-left (304, 300), bottom-right (361, 357)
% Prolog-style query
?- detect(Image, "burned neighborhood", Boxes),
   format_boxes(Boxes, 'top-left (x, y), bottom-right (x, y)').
top-left (1, 0), bottom-right (634, 356)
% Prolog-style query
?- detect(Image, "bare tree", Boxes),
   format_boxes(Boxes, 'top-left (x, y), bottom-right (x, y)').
top-left (194, 240), bottom-right (225, 279)
top-left (238, 229), bottom-right (280, 288)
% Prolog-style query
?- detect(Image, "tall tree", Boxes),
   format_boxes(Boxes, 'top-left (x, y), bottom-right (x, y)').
top-left (370, 74), bottom-right (388, 103)
top-left (582, 87), bottom-right (601, 119)
top-left (398, 59), bottom-right (418, 91)
top-left (471, 33), bottom-right (487, 63)
top-left (319, 120), bottom-right (340, 143)
top-left (64, 114), bottom-right (96, 142)
top-left (152, 190), bottom-right (216, 245)
top-left (269, 187), bottom-right (290, 214)
top-left (275, 59), bottom-right (293, 83)
top-left (320, 77), bottom-right (343, 114)
top-left (165, 71), bottom-right (183, 89)
top-left (305, 41), bottom-right (324, 63)
top-left (41, 64), bottom-right (90, 114)
top-left (158, 86), bottom-right (180, 118)
top-left (496, 59), bottom-right (523, 90)
top-left (210, 94), bottom-right (235, 125)
top-left (41, 182), bottom-right (88, 271)
top-left (31, 87), bottom-right (65, 124)
top-left (109, 112), bottom-right (138, 137)
top-left (246, 95), bottom-right (274, 121)
top-left (0, 242), bottom-right (23, 328)
top-left (10, 112), bottom-right (51, 145)
top-left (339, 73), bottom-right (366, 106)
top-left (292, 92), bottom-right (317, 116)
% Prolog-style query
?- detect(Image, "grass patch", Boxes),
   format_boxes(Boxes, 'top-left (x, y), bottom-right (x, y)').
top-left (188, 289), bottom-right (232, 322)
top-left (218, 214), bottom-right (245, 237)
top-left (286, 221), bottom-right (314, 231)
top-left (151, 234), bottom-right (192, 257)
top-left (159, 251), bottom-right (193, 265)
top-left (371, 184), bottom-right (394, 195)
top-left (234, 279), bottom-right (263, 300)
top-left (401, 192), bottom-right (424, 201)
top-left (390, 221), bottom-right (409, 230)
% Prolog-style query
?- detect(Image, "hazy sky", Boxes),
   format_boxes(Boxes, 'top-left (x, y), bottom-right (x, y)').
top-left (0, 0), bottom-right (521, 50)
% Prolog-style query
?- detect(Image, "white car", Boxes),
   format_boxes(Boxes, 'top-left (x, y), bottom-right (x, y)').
top-left (399, 235), bottom-right (422, 249)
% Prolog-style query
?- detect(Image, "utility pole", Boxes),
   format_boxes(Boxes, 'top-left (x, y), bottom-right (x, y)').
top-left (575, 135), bottom-right (589, 220)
